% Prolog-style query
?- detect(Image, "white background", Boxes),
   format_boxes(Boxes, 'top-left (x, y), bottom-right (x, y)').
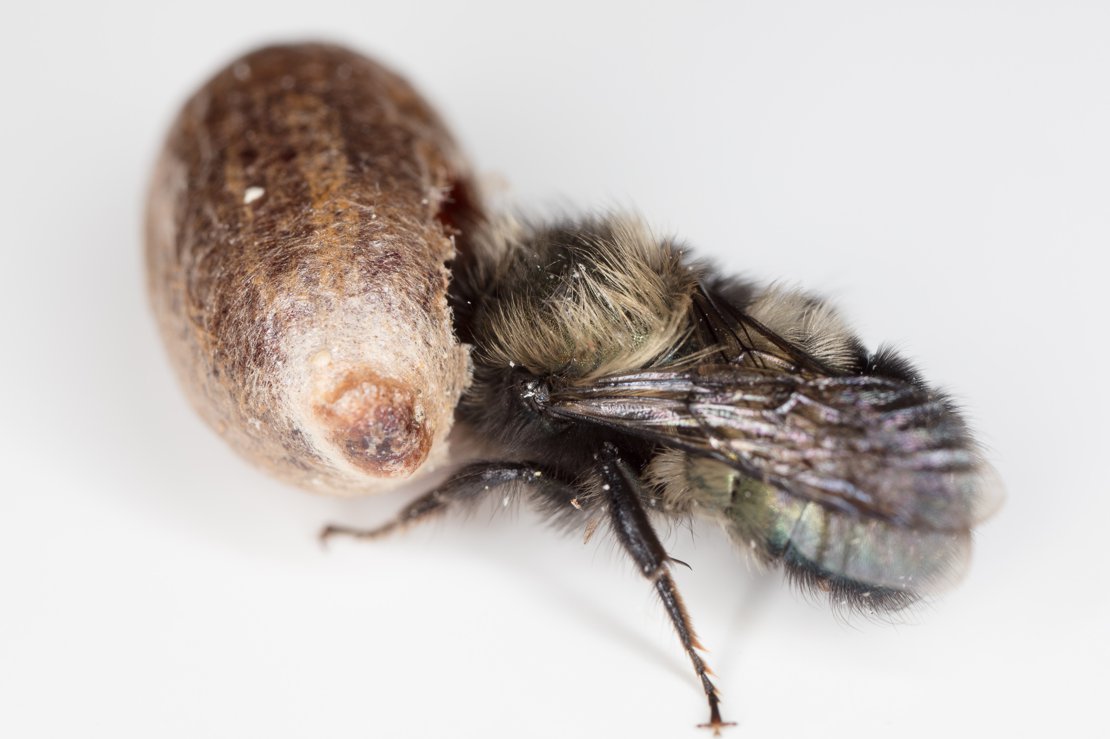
top-left (2, 2), bottom-right (1107, 737)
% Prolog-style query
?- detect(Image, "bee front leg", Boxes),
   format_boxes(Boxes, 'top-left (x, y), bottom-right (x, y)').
top-left (596, 443), bottom-right (736, 735)
top-left (320, 462), bottom-right (576, 544)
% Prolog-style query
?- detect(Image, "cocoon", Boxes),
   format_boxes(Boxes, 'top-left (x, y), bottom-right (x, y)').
top-left (146, 43), bottom-right (481, 494)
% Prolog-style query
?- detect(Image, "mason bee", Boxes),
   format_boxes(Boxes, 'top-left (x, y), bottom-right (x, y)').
top-left (147, 43), bottom-right (998, 734)
top-left (322, 214), bottom-right (1000, 732)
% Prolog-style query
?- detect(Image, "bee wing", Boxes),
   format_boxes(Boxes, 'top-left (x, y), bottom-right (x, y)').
top-left (691, 285), bottom-right (837, 373)
top-left (549, 365), bottom-right (997, 533)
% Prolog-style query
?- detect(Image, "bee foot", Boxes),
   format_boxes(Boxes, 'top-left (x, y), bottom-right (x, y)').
top-left (697, 718), bottom-right (737, 736)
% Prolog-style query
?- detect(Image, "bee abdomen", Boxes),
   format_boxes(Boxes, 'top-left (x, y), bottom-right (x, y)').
top-left (675, 455), bottom-right (971, 613)
top-left (778, 548), bottom-right (920, 613)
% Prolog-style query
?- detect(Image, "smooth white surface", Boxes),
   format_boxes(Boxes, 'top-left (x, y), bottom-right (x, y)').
top-left (2, 2), bottom-right (1106, 737)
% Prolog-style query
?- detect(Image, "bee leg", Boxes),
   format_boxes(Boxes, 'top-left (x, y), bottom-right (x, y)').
top-left (596, 443), bottom-right (736, 735)
top-left (320, 462), bottom-right (574, 544)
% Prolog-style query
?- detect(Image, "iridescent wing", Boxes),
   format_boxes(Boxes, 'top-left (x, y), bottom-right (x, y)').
top-left (549, 364), bottom-right (992, 532)
top-left (545, 287), bottom-right (1000, 604)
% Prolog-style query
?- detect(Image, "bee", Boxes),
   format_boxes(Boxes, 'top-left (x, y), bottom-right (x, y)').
top-left (322, 214), bottom-right (1000, 733)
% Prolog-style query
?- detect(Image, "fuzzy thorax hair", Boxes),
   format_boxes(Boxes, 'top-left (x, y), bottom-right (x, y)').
top-left (459, 215), bottom-right (699, 379)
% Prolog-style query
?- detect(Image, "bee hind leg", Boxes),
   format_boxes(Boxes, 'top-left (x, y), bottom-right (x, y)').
top-left (319, 462), bottom-right (576, 544)
top-left (596, 443), bottom-right (736, 735)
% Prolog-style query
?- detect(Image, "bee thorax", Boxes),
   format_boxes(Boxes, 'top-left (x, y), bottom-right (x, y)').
top-left (457, 215), bottom-right (699, 379)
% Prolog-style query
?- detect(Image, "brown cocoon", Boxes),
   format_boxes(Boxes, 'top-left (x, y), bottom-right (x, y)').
top-left (146, 43), bottom-right (480, 495)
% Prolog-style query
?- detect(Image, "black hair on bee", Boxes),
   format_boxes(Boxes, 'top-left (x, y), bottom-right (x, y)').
top-left (324, 213), bottom-right (1000, 734)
